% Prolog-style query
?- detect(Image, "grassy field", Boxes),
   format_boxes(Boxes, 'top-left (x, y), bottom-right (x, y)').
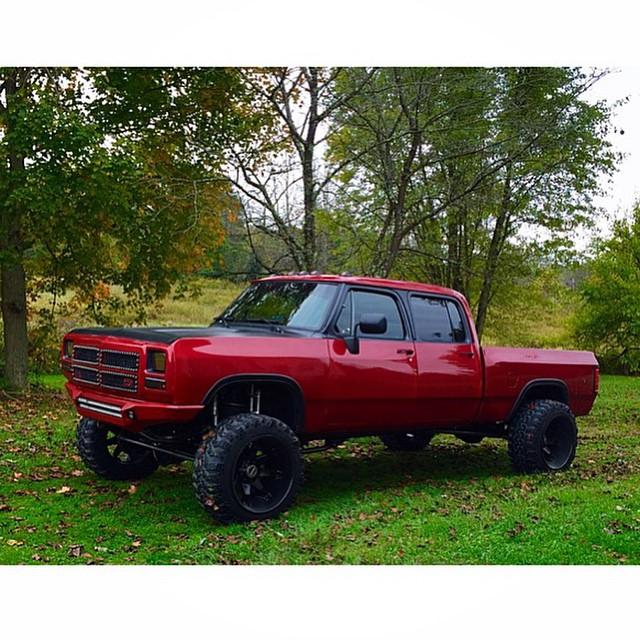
top-left (0, 374), bottom-right (638, 564)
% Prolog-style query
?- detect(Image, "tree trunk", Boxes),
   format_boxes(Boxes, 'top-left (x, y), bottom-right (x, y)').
top-left (1, 70), bottom-right (29, 390)
top-left (475, 164), bottom-right (512, 340)
top-left (1, 262), bottom-right (29, 389)
top-left (301, 67), bottom-right (319, 271)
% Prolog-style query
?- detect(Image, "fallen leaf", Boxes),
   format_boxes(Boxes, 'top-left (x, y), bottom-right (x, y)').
top-left (56, 486), bottom-right (73, 494)
top-left (127, 484), bottom-right (137, 495)
top-left (7, 539), bottom-right (23, 547)
top-left (68, 545), bottom-right (84, 558)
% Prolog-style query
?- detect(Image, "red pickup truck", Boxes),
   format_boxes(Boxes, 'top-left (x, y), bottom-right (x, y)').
top-left (61, 274), bottom-right (599, 522)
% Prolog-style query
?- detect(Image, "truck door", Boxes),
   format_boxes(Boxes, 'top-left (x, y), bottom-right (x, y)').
top-left (409, 294), bottom-right (483, 426)
top-left (326, 288), bottom-right (418, 431)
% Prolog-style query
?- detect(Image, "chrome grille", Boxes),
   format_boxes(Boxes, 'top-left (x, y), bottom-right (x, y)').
top-left (73, 366), bottom-right (99, 385)
top-left (70, 345), bottom-right (140, 394)
top-left (73, 346), bottom-right (99, 364)
top-left (101, 350), bottom-right (139, 371)
top-left (101, 371), bottom-right (137, 392)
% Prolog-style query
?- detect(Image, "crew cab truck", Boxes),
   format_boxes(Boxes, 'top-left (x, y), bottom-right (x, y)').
top-left (61, 274), bottom-right (599, 522)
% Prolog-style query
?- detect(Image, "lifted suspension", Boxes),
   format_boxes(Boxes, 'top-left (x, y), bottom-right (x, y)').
top-left (117, 435), bottom-right (195, 462)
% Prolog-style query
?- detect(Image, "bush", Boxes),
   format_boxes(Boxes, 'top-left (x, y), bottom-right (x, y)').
top-left (574, 203), bottom-right (640, 374)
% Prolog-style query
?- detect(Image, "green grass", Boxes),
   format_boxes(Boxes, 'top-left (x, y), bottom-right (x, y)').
top-left (1, 375), bottom-right (639, 564)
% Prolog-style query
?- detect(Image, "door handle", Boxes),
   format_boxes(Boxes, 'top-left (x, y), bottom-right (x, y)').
top-left (397, 348), bottom-right (414, 356)
top-left (461, 351), bottom-right (475, 357)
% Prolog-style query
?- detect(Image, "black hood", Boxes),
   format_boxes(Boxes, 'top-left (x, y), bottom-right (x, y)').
top-left (68, 323), bottom-right (311, 344)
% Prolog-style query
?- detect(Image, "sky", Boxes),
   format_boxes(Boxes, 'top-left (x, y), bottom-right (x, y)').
top-left (586, 67), bottom-right (640, 236)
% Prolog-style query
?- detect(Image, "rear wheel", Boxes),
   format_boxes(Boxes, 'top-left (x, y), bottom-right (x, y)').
top-left (76, 418), bottom-right (159, 481)
top-left (193, 413), bottom-right (304, 523)
top-left (380, 432), bottom-right (433, 452)
top-left (508, 399), bottom-right (577, 473)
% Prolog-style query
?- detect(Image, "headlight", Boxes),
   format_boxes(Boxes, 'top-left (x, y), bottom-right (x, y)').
top-left (147, 350), bottom-right (167, 373)
top-left (63, 340), bottom-right (74, 358)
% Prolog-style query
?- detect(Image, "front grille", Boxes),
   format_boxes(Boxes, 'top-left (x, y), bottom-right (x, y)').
top-left (101, 350), bottom-right (139, 371)
top-left (73, 346), bottom-right (99, 363)
top-left (101, 371), bottom-right (138, 393)
top-left (69, 345), bottom-right (140, 394)
top-left (73, 366), bottom-right (99, 385)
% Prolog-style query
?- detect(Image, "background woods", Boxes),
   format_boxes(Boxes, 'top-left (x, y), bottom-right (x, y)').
top-left (0, 66), bottom-right (634, 390)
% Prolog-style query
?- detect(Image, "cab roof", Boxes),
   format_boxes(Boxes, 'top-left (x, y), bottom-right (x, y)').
top-left (257, 273), bottom-right (467, 302)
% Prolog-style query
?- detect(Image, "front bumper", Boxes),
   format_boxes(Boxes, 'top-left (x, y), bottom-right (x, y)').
top-left (66, 382), bottom-right (204, 432)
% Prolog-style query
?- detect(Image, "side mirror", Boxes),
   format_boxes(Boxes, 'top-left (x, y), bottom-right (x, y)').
top-left (341, 313), bottom-right (388, 355)
top-left (359, 313), bottom-right (387, 335)
top-left (343, 335), bottom-right (360, 355)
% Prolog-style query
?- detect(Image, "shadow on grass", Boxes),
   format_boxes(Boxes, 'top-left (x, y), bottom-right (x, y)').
top-left (72, 439), bottom-right (517, 532)
top-left (299, 440), bottom-right (513, 505)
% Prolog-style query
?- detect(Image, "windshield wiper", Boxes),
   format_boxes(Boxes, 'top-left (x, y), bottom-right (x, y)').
top-left (213, 316), bottom-right (287, 332)
top-left (212, 315), bottom-right (230, 327)
top-left (231, 318), bottom-right (287, 332)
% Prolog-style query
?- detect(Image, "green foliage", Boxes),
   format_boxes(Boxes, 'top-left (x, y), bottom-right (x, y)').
top-left (483, 266), bottom-right (580, 349)
top-left (575, 204), bottom-right (640, 373)
top-left (1, 375), bottom-right (639, 564)
top-left (0, 68), bottom-right (269, 384)
top-left (326, 67), bottom-right (619, 334)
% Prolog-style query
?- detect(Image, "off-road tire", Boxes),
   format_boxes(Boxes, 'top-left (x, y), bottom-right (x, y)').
top-left (508, 399), bottom-right (577, 473)
top-left (380, 432), bottom-right (433, 452)
top-left (193, 413), bottom-right (304, 523)
top-left (76, 418), bottom-right (159, 481)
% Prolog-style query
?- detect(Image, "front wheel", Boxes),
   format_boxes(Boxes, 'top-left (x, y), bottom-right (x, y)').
top-left (508, 399), bottom-right (577, 473)
top-left (193, 413), bottom-right (304, 523)
top-left (76, 418), bottom-right (159, 481)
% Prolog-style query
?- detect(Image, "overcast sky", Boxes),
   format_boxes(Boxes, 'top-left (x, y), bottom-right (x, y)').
top-left (587, 67), bottom-right (640, 236)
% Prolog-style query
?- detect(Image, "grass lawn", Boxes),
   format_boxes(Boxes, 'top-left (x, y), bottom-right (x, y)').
top-left (0, 375), bottom-right (638, 564)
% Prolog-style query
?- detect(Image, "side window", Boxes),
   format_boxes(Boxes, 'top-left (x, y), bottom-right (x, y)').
top-left (335, 292), bottom-right (353, 336)
top-left (335, 290), bottom-right (405, 340)
top-left (445, 300), bottom-right (467, 343)
top-left (410, 296), bottom-right (467, 343)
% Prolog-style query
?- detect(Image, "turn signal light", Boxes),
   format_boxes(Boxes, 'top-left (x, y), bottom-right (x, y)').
top-left (63, 340), bottom-right (74, 358)
top-left (147, 350), bottom-right (167, 373)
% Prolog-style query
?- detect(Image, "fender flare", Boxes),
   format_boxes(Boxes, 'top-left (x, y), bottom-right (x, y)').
top-left (506, 378), bottom-right (570, 423)
top-left (202, 373), bottom-right (305, 432)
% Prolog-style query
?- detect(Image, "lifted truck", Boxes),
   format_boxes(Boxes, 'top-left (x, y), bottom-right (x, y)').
top-left (61, 274), bottom-right (599, 522)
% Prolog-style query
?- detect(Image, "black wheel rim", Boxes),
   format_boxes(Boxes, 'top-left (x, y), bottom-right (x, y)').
top-left (541, 416), bottom-right (575, 470)
top-left (105, 431), bottom-right (148, 466)
top-left (231, 435), bottom-right (293, 514)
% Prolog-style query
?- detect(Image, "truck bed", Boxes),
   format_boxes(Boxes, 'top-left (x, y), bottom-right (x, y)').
top-left (478, 346), bottom-right (599, 423)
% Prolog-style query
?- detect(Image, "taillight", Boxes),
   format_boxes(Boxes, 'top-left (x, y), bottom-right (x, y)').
top-left (594, 368), bottom-right (600, 394)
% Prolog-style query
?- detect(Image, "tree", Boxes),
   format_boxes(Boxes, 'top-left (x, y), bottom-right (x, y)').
top-left (328, 67), bottom-right (619, 337)
top-left (228, 67), bottom-right (374, 272)
top-left (0, 67), bottom-right (245, 389)
top-left (575, 203), bottom-right (640, 373)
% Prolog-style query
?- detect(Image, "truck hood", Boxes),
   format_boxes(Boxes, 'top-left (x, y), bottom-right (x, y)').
top-left (68, 324), bottom-right (309, 344)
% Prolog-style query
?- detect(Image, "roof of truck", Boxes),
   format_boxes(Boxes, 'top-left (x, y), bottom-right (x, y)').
top-left (258, 273), bottom-right (466, 301)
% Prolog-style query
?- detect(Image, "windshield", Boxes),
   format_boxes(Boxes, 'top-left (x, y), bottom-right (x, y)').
top-left (215, 281), bottom-right (338, 331)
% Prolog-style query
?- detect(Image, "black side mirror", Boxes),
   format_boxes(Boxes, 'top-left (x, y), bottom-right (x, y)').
top-left (343, 335), bottom-right (360, 355)
top-left (342, 313), bottom-right (387, 354)
top-left (359, 313), bottom-right (387, 335)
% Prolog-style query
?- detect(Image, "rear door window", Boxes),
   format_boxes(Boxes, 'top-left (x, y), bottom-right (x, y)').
top-left (410, 296), bottom-right (467, 343)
